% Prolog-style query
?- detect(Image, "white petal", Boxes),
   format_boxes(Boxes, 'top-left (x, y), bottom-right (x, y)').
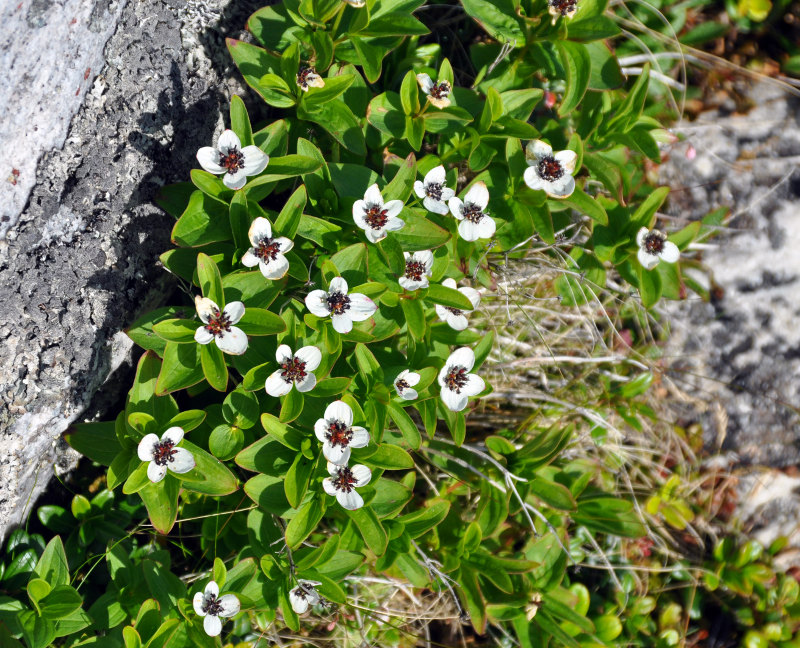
top-left (305, 290), bottom-right (331, 317)
top-left (423, 196), bottom-right (449, 214)
top-left (544, 174), bottom-right (575, 198)
top-left (351, 464), bottom-right (372, 487)
top-left (314, 419), bottom-right (329, 443)
top-left (261, 254), bottom-right (289, 280)
top-left (458, 220), bottom-right (480, 241)
top-left (416, 73), bottom-right (434, 94)
top-left (240, 146), bottom-right (269, 176)
top-left (249, 217), bottom-right (272, 243)
top-left (195, 296), bottom-right (219, 323)
top-left (636, 227), bottom-right (649, 247)
top-left (275, 344), bottom-right (293, 364)
top-left (638, 247), bottom-right (660, 270)
top-left (307, 74), bottom-right (325, 88)
top-left (218, 594), bottom-right (240, 618)
top-left (401, 388), bottom-right (418, 400)
top-left (241, 250), bottom-right (259, 267)
top-left (327, 461), bottom-right (341, 476)
top-left (384, 216), bottom-right (405, 232)
top-left (413, 250), bottom-right (434, 268)
top-left (446, 311), bottom-right (469, 331)
top-left (195, 327), bottom-right (213, 345)
top-left (289, 590), bottom-right (310, 614)
top-left (349, 427), bottom-right (370, 449)
top-left (147, 461), bottom-right (167, 483)
top-left (265, 371), bottom-right (293, 397)
top-left (383, 200), bottom-right (403, 218)
top-left (353, 200), bottom-right (368, 224)
top-left (442, 277), bottom-right (457, 290)
top-left (217, 129), bottom-right (241, 155)
top-left (464, 181), bottom-right (489, 210)
top-left (425, 165), bottom-right (446, 186)
top-left (203, 614), bottom-right (222, 637)
top-left (413, 180), bottom-right (426, 199)
top-left (322, 477), bottom-right (338, 497)
top-left (216, 327), bottom-right (248, 355)
top-left (476, 216), bottom-right (496, 239)
top-left (441, 388), bottom-right (468, 412)
top-left (449, 197), bottom-right (464, 220)
top-left (461, 373), bottom-right (485, 397)
top-left (324, 443), bottom-right (349, 465)
top-left (329, 276), bottom-right (349, 295)
top-left (196, 147), bottom-right (225, 175)
top-left (365, 227), bottom-right (387, 244)
top-left (440, 187), bottom-right (455, 202)
top-left (295, 346), bottom-right (322, 371)
top-left (448, 347), bottom-right (476, 372)
top-left (461, 286), bottom-right (481, 309)
top-left (168, 447), bottom-right (195, 474)
top-left (429, 95), bottom-right (451, 109)
top-left (347, 294), bottom-right (377, 320)
top-left (399, 276), bottom-right (421, 291)
top-left (526, 139), bottom-right (552, 161)
top-left (161, 426), bottom-right (184, 446)
top-left (137, 434), bottom-right (159, 461)
top-left (555, 149), bottom-right (577, 174)
top-left (405, 371), bottom-right (421, 387)
top-left (364, 183), bottom-right (383, 206)
top-left (295, 372), bottom-right (317, 393)
top-left (193, 592), bottom-right (207, 616)
top-left (325, 400), bottom-right (353, 425)
top-left (275, 237), bottom-right (293, 254)
top-left (223, 169), bottom-right (247, 190)
top-left (337, 490), bottom-right (364, 510)
top-left (523, 166), bottom-right (546, 191)
top-left (332, 313), bottom-right (353, 332)
top-left (205, 582), bottom-right (220, 597)
top-left (223, 301), bottom-right (245, 324)
top-left (660, 241), bottom-right (680, 263)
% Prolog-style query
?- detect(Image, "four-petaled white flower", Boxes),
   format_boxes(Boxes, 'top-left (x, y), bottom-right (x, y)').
top-left (353, 184), bottom-right (405, 243)
top-left (394, 370), bottom-right (421, 401)
top-left (435, 278), bottom-right (481, 331)
top-left (322, 462), bottom-right (372, 510)
top-left (305, 277), bottom-right (377, 334)
top-left (548, 0), bottom-right (578, 24)
top-left (414, 165), bottom-right (455, 215)
top-left (196, 129), bottom-right (269, 190)
top-left (438, 347), bottom-right (485, 412)
top-left (296, 66), bottom-right (325, 92)
top-left (636, 227), bottom-right (680, 270)
top-left (289, 580), bottom-right (321, 614)
top-left (399, 250), bottom-right (433, 291)
top-left (448, 181), bottom-right (496, 241)
top-left (241, 217), bottom-right (293, 280)
top-left (314, 400), bottom-right (370, 465)
top-left (416, 73), bottom-right (452, 109)
top-left (265, 345), bottom-right (321, 397)
top-left (137, 426), bottom-right (195, 483)
top-left (194, 297), bottom-right (249, 355)
top-left (523, 140), bottom-right (577, 199)
top-left (193, 580), bottom-right (240, 637)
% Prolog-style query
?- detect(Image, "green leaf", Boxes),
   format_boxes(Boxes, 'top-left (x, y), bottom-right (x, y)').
top-left (364, 444), bottom-right (414, 470)
top-left (230, 95), bottom-right (253, 146)
top-left (197, 253), bottom-right (225, 306)
top-left (383, 153), bottom-right (417, 202)
top-left (330, 243), bottom-right (369, 287)
top-left (299, 101), bottom-right (366, 156)
top-left (155, 342), bottom-right (204, 395)
top-left (459, 0), bottom-right (524, 44)
top-left (39, 585), bottom-right (82, 620)
top-left (273, 185), bottom-right (306, 239)
top-left (280, 389), bottom-right (304, 424)
top-left (152, 319), bottom-right (198, 343)
top-left (312, 377), bottom-right (351, 397)
top-left (191, 169), bottom-right (231, 201)
top-left (200, 343), bottom-right (228, 391)
top-left (387, 401), bottom-right (421, 450)
top-left (350, 36), bottom-right (383, 83)
top-left (631, 186), bottom-right (670, 229)
top-left (560, 186), bottom-right (608, 225)
top-left (366, 91), bottom-right (406, 138)
top-left (229, 190), bottom-right (250, 251)
top-left (284, 452), bottom-right (316, 509)
top-left (529, 477), bottom-right (578, 510)
top-left (586, 41), bottom-right (624, 90)
top-left (34, 537), bottom-right (69, 587)
top-left (172, 191), bottom-right (231, 247)
top-left (285, 496), bottom-right (326, 548)
top-left (354, 343), bottom-right (383, 385)
top-left (139, 476), bottom-right (180, 534)
top-left (398, 499), bottom-right (450, 538)
top-left (64, 420), bottom-right (120, 466)
top-left (237, 308), bottom-right (286, 336)
top-left (122, 462), bottom-right (151, 495)
top-left (346, 507), bottom-right (388, 556)
top-left (302, 74), bottom-right (356, 108)
top-left (400, 69), bottom-right (420, 116)
top-left (405, 115), bottom-right (425, 151)
top-left (180, 439), bottom-right (240, 496)
top-left (243, 155), bottom-right (324, 193)
top-left (400, 298), bottom-right (426, 341)
top-left (425, 283), bottom-right (475, 310)
top-left (457, 565), bottom-right (487, 633)
top-left (556, 41), bottom-right (591, 116)
top-left (260, 413), bottom-right (305, 450)
top-left (222, 388), bottom-right (260, 429)
top-left (209, 424), bottom-right (244, 461)
top-left (637, 264), bottom-right (662, 308)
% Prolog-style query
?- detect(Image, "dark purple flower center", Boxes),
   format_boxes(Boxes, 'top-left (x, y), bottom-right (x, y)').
top-left (443, 365), bottom-right (469, 393)
top-left (280, 356), bottom-right (307, 384)
top-left (296, 66), bottom-right (317, 90)
top-left (292, 587), bottom-right (310, 601)
top-left (364, 204), bottom-right (389, 230)
top-left (404, 260), bottom-right (427, 282)
top-left (444, 306), bottom-right (463, 316)
top-left (255, 238), bottom-right (281, 263)
top-left (461, 202), bottom-right (485, 224)
top-left (430, 80), bottom-right (451, 100)
top-left (205, 309), bottom-right (232, 338)
top-left (643, 232), bottom-right (666, 255)
top-left (332, 466), bottom-right (358, 492)
top-left (549, 0), bottom-right (577, 15)
top-left (219, 147), bottom-right (245, 175)
top-left (202, 593), bottom-right (224, 616)
top-left (326, 291), bottom-right (351, 315)
top-left (152, 440), bottom-right (177, 466)
top-left (537, 155), bottom-right (563, 182)
top-left (425, 182), bottom-right (443, 201)
top-left (395, 379), bottom-right (410, 393)
top-left (326, 421), bottom-right (353, 448)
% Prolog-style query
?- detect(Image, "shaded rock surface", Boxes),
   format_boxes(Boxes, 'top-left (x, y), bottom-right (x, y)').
top-left (0, 0), bottom-right (264, 541)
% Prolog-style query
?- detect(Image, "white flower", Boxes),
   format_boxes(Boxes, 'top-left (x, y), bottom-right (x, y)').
top-left (636, 227), bottom-right (680, 270)
top-left (305, 277), bottom-right (377, 334)
top-left (394, 370), bottom-right (421, 400)
top-left (523, 140), bottom-right (577, 199)
top-left (296, 66), bottom-right (325, 92)
top-left (314, 400), bottom-right (370, 465)
top-left (448, 181), bottom-right (496, 241)
top-left (438, 347), bottom-right (485, 412)
top-left (241, 217), bottom-right (293, 280)
top-left (265, 345), bottom-right (322, 396)
top-left (548, 0), bottom-right (578, 24)
top-left (353, 183), bottom-right (405, 243)
top-left (414, 165), bottom-right (455, 215)
top-left (193, 580), bottom-right (240, 637)
top-left (322, 462), bottom-right (372, 510)
top-left (434, 278), bottom-right (481, 331)
top-left (399, 250), bottom-right (433, 291)
top-left (289, 580), bottom-right (321, 614)
top-left (416, 73), bottom-right (452, 109)
top-left (193, 297), bottom-right (248, 355)
top-left (196, 129), bottom-right (269, 190)
top-left (137, 427), bottom-right (195, 483)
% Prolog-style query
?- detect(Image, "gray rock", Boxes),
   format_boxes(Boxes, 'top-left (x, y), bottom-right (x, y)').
top-left (0, 0), bottom-right (265, 541)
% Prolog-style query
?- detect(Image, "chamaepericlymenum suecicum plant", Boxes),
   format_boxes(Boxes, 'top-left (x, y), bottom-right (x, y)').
top-left (15, 0), bottom-right (789, 646)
